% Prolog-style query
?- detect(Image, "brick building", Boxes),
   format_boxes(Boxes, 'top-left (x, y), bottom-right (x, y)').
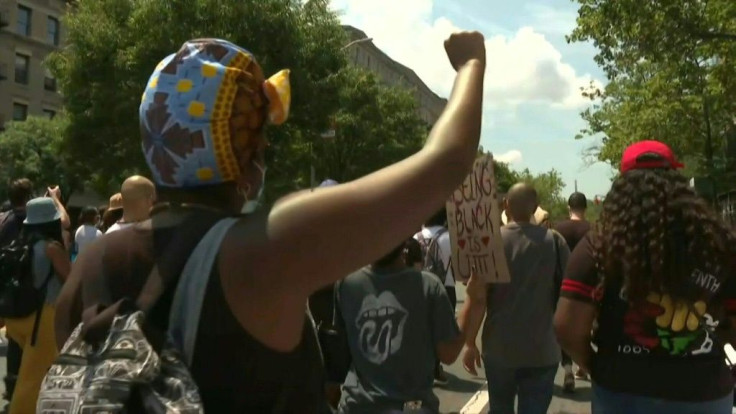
top-left (0, 0), bottom-right (65, 128)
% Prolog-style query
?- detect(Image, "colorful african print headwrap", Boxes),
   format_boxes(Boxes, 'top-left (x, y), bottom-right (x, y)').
top-left (139, 39), bottom-right (291, 188)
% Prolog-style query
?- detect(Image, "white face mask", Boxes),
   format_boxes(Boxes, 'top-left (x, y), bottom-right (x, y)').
top-left (241, 163), bottom-right (267, 214)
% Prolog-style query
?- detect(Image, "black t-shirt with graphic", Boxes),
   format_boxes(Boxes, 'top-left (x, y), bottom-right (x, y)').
top-left (561, 234), bottom-right (736, 402)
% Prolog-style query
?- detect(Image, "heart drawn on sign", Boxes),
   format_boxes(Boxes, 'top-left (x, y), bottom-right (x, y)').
top-left (482, 236), bottom-right (490, 246)
top-left (458, 239), bottom-right (466, 249)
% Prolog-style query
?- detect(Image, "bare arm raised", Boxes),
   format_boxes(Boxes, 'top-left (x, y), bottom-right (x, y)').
top-left (220, 31), bottom-right (486, 351)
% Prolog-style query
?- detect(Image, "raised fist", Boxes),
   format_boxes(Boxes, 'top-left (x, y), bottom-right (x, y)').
top-left (444, 31), bottom-right (486, 71)
top-left (47, 186), bottom-right (62, 200)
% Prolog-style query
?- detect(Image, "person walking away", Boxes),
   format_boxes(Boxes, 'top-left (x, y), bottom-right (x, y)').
top-left (337, 239), bottom-right (482, 413)
top-left (54, 32), bottom-right (487, 412)
top-left (553, 191), bottom-right (591, 391)
top-left (404, 237), bottom-right (424, 270)
top-left (100, 193), bottom-right (123, 233)
top-left (463, 183), bottom-right (570, 414)
top-left (555, 140), bottom-right (736, 414)
top-left (0, 181), bottom-right (69, 406)
top-left (0, 179), bottom-right (33, 404)
top-left (415, 208), bottom-right (456, 384)
top-left (106, 175), bottom-right (156, 233)
top-left (4, 197), bottom-right (69, 413)
top-left (73, 206), bottom-right (102, 259)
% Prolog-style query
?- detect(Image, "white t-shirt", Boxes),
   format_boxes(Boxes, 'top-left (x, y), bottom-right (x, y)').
top-left (415, 226), bottom-right (454, 287)
top-left (74, 224), bottom-right (102, 254)
top-left (106, 221), bottom-right (134, 234)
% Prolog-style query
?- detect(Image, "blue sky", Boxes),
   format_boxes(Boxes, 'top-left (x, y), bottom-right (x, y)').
top-left (331, 0), bottom-right (615, 198)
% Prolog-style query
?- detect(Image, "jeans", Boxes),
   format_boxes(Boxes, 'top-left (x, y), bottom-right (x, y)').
top-left (483, 359), bottom-right (557, 414)
top-left (592, 384), bottom-right (734, 414)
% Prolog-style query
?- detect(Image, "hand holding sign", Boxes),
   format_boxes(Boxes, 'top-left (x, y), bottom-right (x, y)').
top-left (445, 154), bottom-right (510, 284)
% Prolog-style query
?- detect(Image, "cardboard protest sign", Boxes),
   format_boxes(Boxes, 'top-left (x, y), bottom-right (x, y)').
top-left (445, 154), bottom-right (510, 284)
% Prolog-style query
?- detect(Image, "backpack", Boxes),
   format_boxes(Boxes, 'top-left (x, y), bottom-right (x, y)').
top-left (416, 229), bottom-right (450, 282)
top-left (0, 234), bottom-right (54, 318)
top-left (37, 213), bottom-right (237, 414)
top-left (0, 234), bottom-right (55, 345)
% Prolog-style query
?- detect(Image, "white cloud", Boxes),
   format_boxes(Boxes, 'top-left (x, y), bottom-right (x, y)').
top-left (524, 3), bottom-right (577, 36)
top-left (495, 149), bottom-right (523, 164)
top-left (331, 0), bottom-right (602, 109)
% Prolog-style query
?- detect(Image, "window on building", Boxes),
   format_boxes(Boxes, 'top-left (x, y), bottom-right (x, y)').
top-left (44, 69), bottom-right (56, 91)
top-left (17, 5), bottom-right (31, 36)
top-left (15, 54), bottom-right (29, 84)
top-left (43, 109), bottom-right (56, 119)
top-left (12, 103), bottom-right (28, 121)
top-left (47, 17), bottom-right (59, 45)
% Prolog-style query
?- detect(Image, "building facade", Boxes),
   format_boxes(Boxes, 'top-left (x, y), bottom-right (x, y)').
top-left (0, 0), bottom-right (65, 128)
top-left (343, 25), bottom-right (446, 126)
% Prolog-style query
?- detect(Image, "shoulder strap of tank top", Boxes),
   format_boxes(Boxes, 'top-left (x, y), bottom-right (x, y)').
top-left (167, 217), bottom-right (239, 366)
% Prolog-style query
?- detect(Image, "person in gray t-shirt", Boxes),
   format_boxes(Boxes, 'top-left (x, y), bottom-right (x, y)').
top-left (337, 239), bottom-right (481, 414)
top-left (461, 183), bottom-right (570, 414)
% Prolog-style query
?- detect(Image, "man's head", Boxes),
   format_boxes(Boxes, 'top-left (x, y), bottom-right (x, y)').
top-left (505, 183), bottom-right (538, 223)
top-left (568, 192), bottom-right (587, 216)
top-left (139, 39), bottom-right (291, 213)
top-left (374, 240), bottom-right (408, 269)
top-left (425, 207), bottom-right (447, 228)
top-left (120, 175), bottom-right (156, 222)
top-left (8, 178), bottom-right (33, 209)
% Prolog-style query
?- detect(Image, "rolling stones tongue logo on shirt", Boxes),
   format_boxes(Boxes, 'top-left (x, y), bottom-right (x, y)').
top-left (355, 291), bottom-right (409, 365)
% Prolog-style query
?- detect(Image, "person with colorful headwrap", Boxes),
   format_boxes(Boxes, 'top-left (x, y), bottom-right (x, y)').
top-left (56, 32), bottom-right (487, 413)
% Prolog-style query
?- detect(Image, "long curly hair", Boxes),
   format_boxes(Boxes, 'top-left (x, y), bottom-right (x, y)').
top-left (594, 168), bottom-right (736, 304)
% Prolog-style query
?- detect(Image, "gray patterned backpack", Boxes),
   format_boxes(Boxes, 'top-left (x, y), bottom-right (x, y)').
top-left (37, 216), bottom-right (238, 413)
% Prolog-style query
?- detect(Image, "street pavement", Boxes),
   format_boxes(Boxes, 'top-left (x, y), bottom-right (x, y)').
top-left (437, 282), bottom-right (593, 414)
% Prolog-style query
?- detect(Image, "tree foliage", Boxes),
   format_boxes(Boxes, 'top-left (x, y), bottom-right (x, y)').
top-left (49, 0), bottom-right (348, 196)
top-left (50, 0), bottom-right (430, 201)
top-left (478, 148), bottom-right (569, 222)
top-left (0, 116), bottom-right (79, 201)
top-left (570, 0), bottom-right (736, 185)
top-left (311, 67), bottom-right (426, 184)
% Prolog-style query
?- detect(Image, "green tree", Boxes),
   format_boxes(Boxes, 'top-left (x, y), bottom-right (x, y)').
top-left (309, 67), bottom-right (426, 185)
top-left (49, 0), bottom-right (348, 196)
top-left (570, 0), bottom-right (736, 191)
top-left (0, 116), bottom-right (79, 202)
top-left (478, 147), bottom-right (568, 221)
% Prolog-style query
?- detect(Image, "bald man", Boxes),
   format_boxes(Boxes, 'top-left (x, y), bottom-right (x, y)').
top-left (462, 183), bottom-right (570, 414)
top-left (106, 175), bottom-right (156, 234)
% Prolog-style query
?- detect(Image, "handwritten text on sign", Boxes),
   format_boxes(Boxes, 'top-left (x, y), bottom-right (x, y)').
top-left (446, 155), bottom-right (510, 284)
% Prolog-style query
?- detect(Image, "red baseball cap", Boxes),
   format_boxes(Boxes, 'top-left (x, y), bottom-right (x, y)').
top-left (620, 140), bottom-right (684, 173)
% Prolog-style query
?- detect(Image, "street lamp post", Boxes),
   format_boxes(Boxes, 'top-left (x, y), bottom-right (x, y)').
top-left (341, 37), bottom-right (373, 51)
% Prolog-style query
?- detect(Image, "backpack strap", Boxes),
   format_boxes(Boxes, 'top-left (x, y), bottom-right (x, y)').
top-left (549, 230), bottom-right (564, 309)
top-left (168, 218), bottom-right (239, 365)
top-left (425, 228), bottom-right (450, 280)
top-left (30, 264), bottom-right (55, 347)
top-left (81, 210), bottom-right (225, 346)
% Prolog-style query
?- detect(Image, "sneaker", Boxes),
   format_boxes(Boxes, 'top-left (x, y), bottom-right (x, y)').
top-left (434, 366), bottom-right (449, 385)
top-left (563, 372), bottom-right (575, 393)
